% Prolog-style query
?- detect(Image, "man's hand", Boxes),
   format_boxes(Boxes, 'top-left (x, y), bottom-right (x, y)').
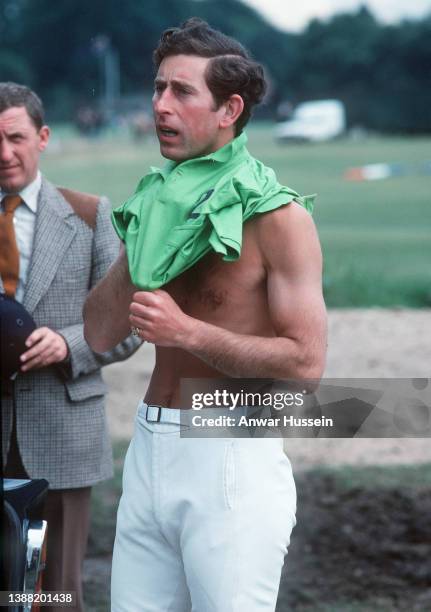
top-left (129, 289), bottom-right (193, 347)
top-left (20, 327), bottom-right (69, 371)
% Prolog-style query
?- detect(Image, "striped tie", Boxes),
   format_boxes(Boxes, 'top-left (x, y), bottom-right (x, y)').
top-left (0, 194), bottom-right (21, 296)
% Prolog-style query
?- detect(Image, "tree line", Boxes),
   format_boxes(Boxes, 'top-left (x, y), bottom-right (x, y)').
top-left (1, 0), bottom-right (430, 132)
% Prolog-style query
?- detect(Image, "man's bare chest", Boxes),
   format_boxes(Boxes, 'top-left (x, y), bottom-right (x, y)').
top-left (164, 224), bottom-right (266, 321)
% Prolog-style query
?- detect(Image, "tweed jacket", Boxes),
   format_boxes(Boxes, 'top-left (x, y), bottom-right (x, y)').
top-left (1, 177), bottom-right (140, 488)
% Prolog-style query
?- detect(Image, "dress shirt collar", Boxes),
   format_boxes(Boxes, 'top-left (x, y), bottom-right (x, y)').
top-left (151, 132), bottom-right (249, 180)
top-left (0, 171), bottom-right (42, 214)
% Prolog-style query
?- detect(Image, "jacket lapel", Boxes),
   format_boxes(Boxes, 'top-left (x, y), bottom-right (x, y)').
top-left (23, 178), bottom-right (76, 314)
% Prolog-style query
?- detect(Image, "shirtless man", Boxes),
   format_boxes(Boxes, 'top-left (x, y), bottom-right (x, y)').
top-left (84, 18), bottom-right (326, 612)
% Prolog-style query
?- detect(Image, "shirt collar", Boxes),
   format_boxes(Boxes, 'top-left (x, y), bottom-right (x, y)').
top-left (152, 132), bottom-right (249, 180)
top-left (0, 171), bottom-right (41, 214)
top-left (19, 171), bottom-right (42, 213)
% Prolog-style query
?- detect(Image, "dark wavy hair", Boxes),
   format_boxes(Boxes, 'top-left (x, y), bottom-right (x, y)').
top-left (0, 82), bottom-right (45, 129)
top-left (153, 18), bottom-right (266, 135)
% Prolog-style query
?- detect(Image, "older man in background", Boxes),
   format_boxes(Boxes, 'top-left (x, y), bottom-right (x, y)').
top-left (0, 82), bottom-right (140, 611)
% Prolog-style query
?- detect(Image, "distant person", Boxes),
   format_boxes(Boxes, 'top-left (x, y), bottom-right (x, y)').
top-left (75, 105), bottom-right (104, 136)
top-left (84, 18), bottom-right (326, 611)
top-left (0, 82), bottom-right (141, 611)
top-left (130, 111), bottom-right (153, 141)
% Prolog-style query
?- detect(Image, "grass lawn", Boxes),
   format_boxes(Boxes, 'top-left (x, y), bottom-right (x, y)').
top-left (41, 122), bottom-right (431, 308)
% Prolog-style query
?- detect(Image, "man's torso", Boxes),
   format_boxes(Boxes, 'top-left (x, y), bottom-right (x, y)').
top-left (145, 215), bottom-right (276, 406)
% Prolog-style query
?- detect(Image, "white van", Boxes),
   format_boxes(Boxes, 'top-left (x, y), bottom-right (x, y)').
top-left (275, 99), bottom-right (346, 142)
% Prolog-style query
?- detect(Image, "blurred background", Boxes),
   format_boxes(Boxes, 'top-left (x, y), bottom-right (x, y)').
top-left (2, 1), bottom-right (430, 610)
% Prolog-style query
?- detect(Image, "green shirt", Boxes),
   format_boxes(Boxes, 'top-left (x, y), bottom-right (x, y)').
top-left (111, 132), bottom-right (315, 290)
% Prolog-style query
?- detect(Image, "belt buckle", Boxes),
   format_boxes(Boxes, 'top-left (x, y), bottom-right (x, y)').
top-left (146, 405), bottom-right (162, 423)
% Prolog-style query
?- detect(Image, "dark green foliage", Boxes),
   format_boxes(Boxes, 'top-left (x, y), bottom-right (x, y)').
top-left (1, 0), bottom-right (430, 131)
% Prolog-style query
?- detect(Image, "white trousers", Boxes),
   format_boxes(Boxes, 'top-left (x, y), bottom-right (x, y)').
top-left (111, 401), bottom-right (297, 611)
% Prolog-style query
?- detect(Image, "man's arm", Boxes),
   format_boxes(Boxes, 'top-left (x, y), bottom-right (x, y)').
top-left (64, 198), bottom-right (141, 375)
top-left (129, 202), bottom-right (327, 379)
top-left (83, 244), bottom-right (137, 353)
top-left (20, 198), bottom-right (140, 376)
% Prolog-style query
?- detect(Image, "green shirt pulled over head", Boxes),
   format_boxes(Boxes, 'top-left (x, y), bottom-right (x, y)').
top-left (111, 132), bottom-right (314, 290)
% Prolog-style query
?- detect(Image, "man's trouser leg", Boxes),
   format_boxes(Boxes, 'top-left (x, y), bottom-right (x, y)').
top-left (40, 487), bottom-right (92, 612)
top-left (111, 401), bottom-right (297, 611)
top-left (4, 421), bottom-right (91, 612)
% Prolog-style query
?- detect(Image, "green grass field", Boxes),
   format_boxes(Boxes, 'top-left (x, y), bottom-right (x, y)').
top-left (41, 123), bottom-right (431, 307)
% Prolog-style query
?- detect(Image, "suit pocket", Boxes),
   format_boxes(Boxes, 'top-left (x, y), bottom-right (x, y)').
top-left (65, 377), bottom-right (107, 402)
top-left (54, 265), bottom-right (90, 285)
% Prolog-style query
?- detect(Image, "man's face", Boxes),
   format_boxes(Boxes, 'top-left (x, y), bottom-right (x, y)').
top-left (153, 54), bottom-right (230, 162)
top-left (0, 106), bottom-right (49, 193)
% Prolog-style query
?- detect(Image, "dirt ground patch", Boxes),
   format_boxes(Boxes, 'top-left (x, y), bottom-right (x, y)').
top-left (85, 468), bottom-right (431, 611)
top-left (277, 472), bottom-right (431, 611)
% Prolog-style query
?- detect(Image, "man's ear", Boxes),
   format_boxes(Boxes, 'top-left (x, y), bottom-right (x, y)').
top-left (219, 94), bottom-right (244, 129)
top-left (38, 125), bottom-right (50, 152)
